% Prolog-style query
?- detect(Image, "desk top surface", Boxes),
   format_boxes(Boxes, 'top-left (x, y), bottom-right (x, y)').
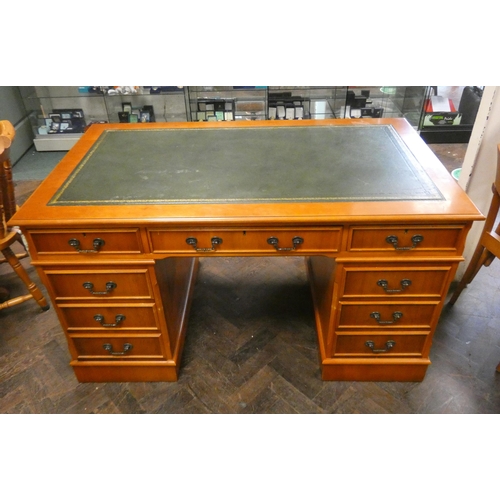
top-left (49, 123), bottom-right (442, 206)
top-left (11, 119), bottom-right (483, 226)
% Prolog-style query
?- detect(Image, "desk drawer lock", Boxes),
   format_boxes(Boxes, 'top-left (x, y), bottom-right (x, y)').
top-left (103, 343), bottom-right (133, 356)
top-left (94, 314), bottom-right (126, 327)
top-left (186, 236), bottom-right (223, 252)
top-left (386, 234), bottom-right (423, 251)
top-left (68, 237), bottom-right (105, 253)
top-left (370, 311), bottom-right (403, 324)
top-left (83, 281), bottom-right (117, 295)
top-left (267, 236), bottom-right (304, 251)
top-left (365, 340), bottom-right (396, 353)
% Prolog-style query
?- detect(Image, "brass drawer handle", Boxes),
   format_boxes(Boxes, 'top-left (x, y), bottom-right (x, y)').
top-left (83, 281), bottom-right (117, 295)
top-left (365, 340), bottom-right (396, 353)
top-left (377, 279), bottom-right (412, 294)
top-left (267, 236), bottom-right (304, 251)
top-left (370, 311), bottom-right (403, 324)
top-left (103, 342), bottom-right (133, 356)
top-left (386, 234), bottom-right (423, 251)
top-left (186, 236), bottom-right (223, 252)
top-left (68, 237), bottom-right (105, 253)
top-left (94, 314), bottom-right (126, 327)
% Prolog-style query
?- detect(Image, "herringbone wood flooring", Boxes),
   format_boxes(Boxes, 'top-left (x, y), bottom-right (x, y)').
top-left (1, 242), bottom-right (499, 413)
top-left (1, 154), bottom-right (500, 414)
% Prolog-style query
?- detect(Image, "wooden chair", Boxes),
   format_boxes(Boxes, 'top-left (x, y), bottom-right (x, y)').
top-left (0, 120), bottom-right (49, 312)
top-left (448, 144), bottom-right (500, 372)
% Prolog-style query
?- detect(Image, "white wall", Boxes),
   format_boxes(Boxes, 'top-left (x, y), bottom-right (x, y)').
top-left (0, 86), bottom-right (35, 163)
top-left (456, 86), bottom-right (500, 278)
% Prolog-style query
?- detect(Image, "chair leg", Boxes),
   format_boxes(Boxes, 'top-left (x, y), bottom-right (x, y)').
top-left (449, 245), bottom-right (491, 305)
top-left (0, 246), bottom-right (49, 311)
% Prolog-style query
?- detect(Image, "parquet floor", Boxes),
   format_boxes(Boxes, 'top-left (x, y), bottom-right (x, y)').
top-left (1, 247), bottom-right (499, 414)
top-left (1, 143), bottom-right (499, 414)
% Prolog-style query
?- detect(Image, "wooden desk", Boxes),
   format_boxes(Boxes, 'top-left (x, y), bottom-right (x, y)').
top-left (11, 119), bottom-right (483, 383)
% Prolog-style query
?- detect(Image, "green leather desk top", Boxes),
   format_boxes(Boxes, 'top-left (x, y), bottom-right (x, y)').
top-left (49, 124), bottom-right (443, 206)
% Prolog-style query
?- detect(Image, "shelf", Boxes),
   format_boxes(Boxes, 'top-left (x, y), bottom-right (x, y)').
top-left (24, 86), bottom-right (188, 150)
top-left (22, 86), bottom-right (434, 150)
top-left (33, 133), bottom-right (82, 151)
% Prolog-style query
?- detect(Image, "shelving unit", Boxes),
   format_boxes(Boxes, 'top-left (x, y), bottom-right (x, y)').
top-left (418, 86), bottom-right (484, 143)
top-left (339, 87), bottom-right (427, 127)
top-left (267, 86), bottom-right (348, 120)
top-left (186, 87), bottom-right (268, 122)
top-left (23, 86), bottom-right (187, 151)
top-left (22, 86), bottom-right (433, 151)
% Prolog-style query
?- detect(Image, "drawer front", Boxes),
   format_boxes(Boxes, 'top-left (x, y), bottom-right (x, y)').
top-left (29, 229), bottom-right (143, 256)
top-left (337, 302), bottom-right (439, 330)
top-left (44, 269), bottom-right (153, 301)
top-left (347, 226), bottom-right (464, 254)
top-left (334, 333), bottom-right (428, 356)
top-left (70, 334), bottom-right (164, 360)
top-left (149, 227), bottom-right (341, 255)
top-left (340, 265), bottom-right (454, 299)
top-left (58, 303), bottom-right (159, 331)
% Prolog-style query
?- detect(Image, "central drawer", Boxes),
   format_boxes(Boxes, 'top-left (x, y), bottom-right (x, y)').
top-left (148, 227), bottom-right (342, 255)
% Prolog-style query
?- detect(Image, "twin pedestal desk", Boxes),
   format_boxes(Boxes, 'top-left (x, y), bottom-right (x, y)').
top-left (11, 119), bottom-right (483, 383)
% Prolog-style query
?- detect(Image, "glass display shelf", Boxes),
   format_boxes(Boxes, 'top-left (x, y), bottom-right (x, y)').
top-left (341, 87), bottom-right (427, 128)
top-left (418, 86), bottom-right (484, 143)
top-left (22, 86), bottom-right (453, 150)
top-left (186, 86), bottom-right (268, 122)
top-left (267, 86), bottom-right (348, 120)
top-left (23, 86), bottom-right (187, 151)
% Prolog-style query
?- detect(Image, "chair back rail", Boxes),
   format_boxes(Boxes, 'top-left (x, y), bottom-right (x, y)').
top-left (0, 120), bottom-right (17, 226)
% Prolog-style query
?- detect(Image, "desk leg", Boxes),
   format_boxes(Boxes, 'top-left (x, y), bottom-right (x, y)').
top-left (306, 256), bottom-right (337, 369)
top-left (155, 256), bottom-right (199, 375)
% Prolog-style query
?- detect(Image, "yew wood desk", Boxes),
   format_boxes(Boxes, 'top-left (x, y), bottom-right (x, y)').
top-left (11, 119), bottom-right (483, 383)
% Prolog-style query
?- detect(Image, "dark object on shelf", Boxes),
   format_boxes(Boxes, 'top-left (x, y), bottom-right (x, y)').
top-left (160, 87), bottom-right (183, 92)
top-left (145, 86), bottom-right (183, 94)
top-left (360, 107), bottom-right (384, 118)
top-left (346, 90), bottom-right (367, 109)
top-left (48, 109), bottom-right (85, 134)
top-left (458, 86), bottom-right (483, 124)
top-left (118, 111), bottom-right (130, 123)
top-left (141, 105), bottom-right (155, 122)
top-left (269, 92), bottom-right (293, 100)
